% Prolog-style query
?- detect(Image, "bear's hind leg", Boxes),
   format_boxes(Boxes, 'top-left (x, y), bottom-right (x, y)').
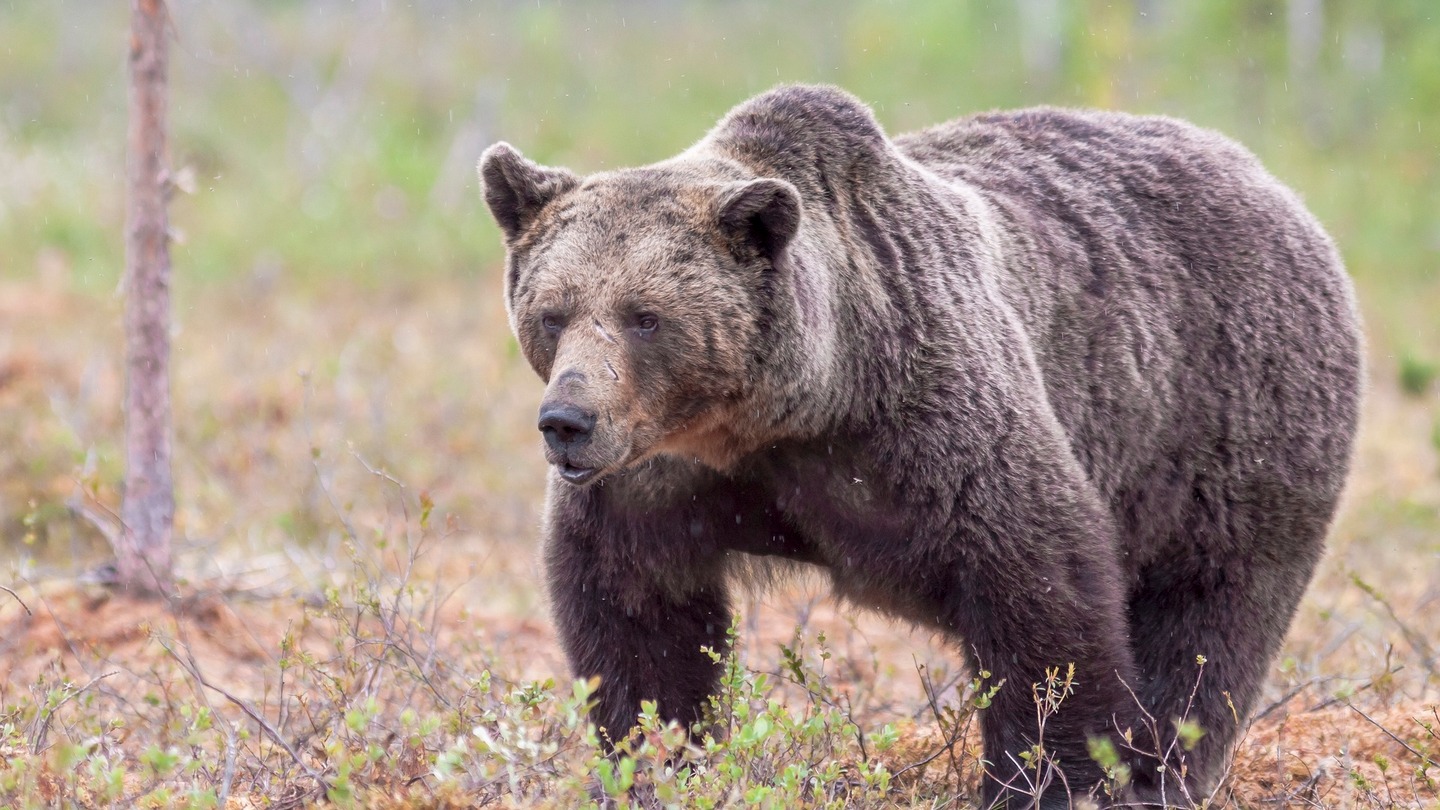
top-left (1123, 505), bottom-right (1329, 805)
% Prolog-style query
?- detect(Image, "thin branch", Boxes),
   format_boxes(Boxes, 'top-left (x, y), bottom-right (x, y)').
top-left (0, 584), bottom-right (31, 616)
top-left (1346, 703), bottom-right (1440, 770)
top-left (1253, 675), bottom-right (1331, 721)
top-left (30, 671), bottom-right (118, 752)
top-left (169, 609), bottom-right (241, 806)
top-left (1306, 666), bottom-right (1403, 712)
top-left (65, 487), bottom-right (122, 549)
top-left (1352, 573), bottom-right (1438, 678)
top-left (892, 658), bottom-right (973, 782)
top-left (298, 372), bottom-right (359, 544)
top-left (156, 635), bottom-right (329, 791)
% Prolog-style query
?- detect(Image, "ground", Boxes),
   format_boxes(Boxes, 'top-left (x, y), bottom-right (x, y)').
top-left (1, 270), bottom-right (1437, 808)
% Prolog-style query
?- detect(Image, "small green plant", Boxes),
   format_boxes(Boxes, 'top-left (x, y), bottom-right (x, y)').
top-left (1399, 350), bottom-right (1438, 397)
top-left (1105, 655), bottom-right (1221, 809)
top-left (1014, 664), bottom-right (1077, 807)
top-left (1088, 734), bottom-right (1132, 799)
top-left (895, 659), bottom-right (1004, 804)
top-left (1174, 718), bottom-right (1206, 752)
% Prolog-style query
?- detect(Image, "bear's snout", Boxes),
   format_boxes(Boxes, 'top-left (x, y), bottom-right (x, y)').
top-left (538, 401), bottom-right (606, 484)
top-left (538, 402), bottom-right (596, 451)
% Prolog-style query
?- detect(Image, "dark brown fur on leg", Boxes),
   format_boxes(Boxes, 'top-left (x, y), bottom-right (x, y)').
top-left (548, 533), bottom-right (729, 748)
top-left (543, 462), bottom-right (797, 747)
top-left (1122, 503), bottom-right (1337, 804)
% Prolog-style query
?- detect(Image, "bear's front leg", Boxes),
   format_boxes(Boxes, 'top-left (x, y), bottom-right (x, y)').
top-left (542, 465), bottom-right (765, 748)
top-left (928, 436), bottom-right (1142, 809)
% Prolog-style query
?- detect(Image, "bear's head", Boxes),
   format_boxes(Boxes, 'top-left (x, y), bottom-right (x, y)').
top-left (479, 143), bottom-right (802, 485)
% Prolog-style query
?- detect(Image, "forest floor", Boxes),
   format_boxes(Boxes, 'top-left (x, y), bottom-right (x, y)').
top-left (2, 275), bottom-right (1438, 807)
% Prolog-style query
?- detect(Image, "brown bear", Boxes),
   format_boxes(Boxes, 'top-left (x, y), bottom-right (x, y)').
top-left (478, 85), bottom-right (1361, 808)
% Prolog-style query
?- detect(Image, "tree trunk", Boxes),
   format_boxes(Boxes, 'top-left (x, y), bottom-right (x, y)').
top-left (120, 0), bottom-right (174, 597)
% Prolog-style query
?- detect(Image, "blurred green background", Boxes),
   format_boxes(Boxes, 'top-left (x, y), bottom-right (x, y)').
top-left (1, 0), bottom-right (1436, 345)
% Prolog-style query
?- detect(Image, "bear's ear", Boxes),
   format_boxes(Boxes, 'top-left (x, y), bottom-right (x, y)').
top-left (713, 178), bottom-right (802, 262)
top-left (478, 142), bottom-right (580, 242)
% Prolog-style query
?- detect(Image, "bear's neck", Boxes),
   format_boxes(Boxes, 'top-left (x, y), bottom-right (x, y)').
top-left (692, 128), bottom-right (1013, 453)
top-left (764, 160), bottom-right (1010, 435)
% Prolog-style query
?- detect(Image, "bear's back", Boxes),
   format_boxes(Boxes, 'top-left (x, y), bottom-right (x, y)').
top-left (897, 108), bottom-right (1362, 557)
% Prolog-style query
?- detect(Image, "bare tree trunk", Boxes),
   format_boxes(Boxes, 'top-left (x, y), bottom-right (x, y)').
top-left (120, 0), bottom-right (174, 597)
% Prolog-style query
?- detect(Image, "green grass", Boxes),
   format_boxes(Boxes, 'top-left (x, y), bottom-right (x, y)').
top-left (2, 1), bottom-right (1437, 347)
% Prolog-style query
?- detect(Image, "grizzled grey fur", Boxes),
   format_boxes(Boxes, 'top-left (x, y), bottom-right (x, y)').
top-left (478, 85), bottom-right (1362, 808)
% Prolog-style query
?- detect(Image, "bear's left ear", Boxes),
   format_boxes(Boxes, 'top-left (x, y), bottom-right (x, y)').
top-left (713, 178), bottom-right (802, 262)
top-left (478, 142), bottom-right (580, 242)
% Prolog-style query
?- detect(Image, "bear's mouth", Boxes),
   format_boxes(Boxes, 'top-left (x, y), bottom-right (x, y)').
top-left (556, 461), bottom-right (599, 485)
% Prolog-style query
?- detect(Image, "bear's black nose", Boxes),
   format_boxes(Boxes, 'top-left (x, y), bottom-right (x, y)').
top-left (538, 404), bottom-right (596, 451)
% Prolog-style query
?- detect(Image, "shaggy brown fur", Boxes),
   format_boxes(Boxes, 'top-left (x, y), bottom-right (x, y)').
top-left (478, 85), bottom-right (1362, 808)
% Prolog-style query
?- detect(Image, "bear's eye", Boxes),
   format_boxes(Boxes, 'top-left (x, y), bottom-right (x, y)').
top-left (541, 313), bottom-right (565, 334)
top-left (633, 313), bottom-right (660, 338)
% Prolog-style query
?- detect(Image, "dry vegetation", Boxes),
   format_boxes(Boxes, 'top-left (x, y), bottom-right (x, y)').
top-left (1, 271), bottom-right (1437, 808)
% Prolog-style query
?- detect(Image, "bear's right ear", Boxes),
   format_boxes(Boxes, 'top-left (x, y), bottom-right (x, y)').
top-left (478, 143), bottom-right (580, 242)
top-left (713, 178), bottom-right (802, 262)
